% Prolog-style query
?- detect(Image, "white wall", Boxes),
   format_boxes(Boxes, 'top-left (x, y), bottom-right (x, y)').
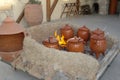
top-left (0, 0), bottom-right (95, 26)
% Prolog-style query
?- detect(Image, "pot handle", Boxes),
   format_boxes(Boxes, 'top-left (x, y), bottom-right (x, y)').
top-left (24, 30), bottom-right (32, 38)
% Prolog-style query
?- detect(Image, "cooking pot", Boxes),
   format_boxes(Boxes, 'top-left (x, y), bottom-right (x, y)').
top-left (42, 36), bottom-right (60, 49)
top-left (66, 36), bottom-right (85, 52)
top-left (77, 25), bottom-right (90, 42)
top-left (60, 24), bottom-right (74, 40)
top-left (90, 35), bottom-right (107, 59)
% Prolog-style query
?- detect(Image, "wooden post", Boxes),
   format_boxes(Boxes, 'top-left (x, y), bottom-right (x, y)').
top-left (46, 0), bottom-right (51, 22)
top-left (46, 0), bottom-right (58, 22)
top-left (109, 0), bottom-right (118, 14)
top-left (76, 0), bottom-right (80, 14)
top-left (16, 9), bottom-right (24, 23)
top-left (16, 3), bottom-right (29, 23)
top-left (50, 0), bottom-right (58, 16)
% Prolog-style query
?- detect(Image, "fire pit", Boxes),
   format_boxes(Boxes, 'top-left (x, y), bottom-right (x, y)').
top-left (11, 22), bottom-right (119, 80)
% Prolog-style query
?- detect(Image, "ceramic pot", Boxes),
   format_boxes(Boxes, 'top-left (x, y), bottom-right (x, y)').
top-left (66, 36), bottom-right (85, 52)
top-left (42, 36), bottom-right (60, 49)
top-left (24, 4), bottom-right (43, 26)
top-left (90, 35), bottom-right (107, 59)
top-left (60, 24), bottom-right (74, 40)
top-left (77, 25), bottom-right (90, 41)
top-left (0, 17), bottom-right (25, 62)
top-left (0, 17), bottom-right (25, 52)
top-left (91, 28), bottom-right (104, 36)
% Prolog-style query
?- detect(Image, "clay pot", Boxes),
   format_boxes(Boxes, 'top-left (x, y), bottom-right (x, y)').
top-left (24, 4), bottom-right (43, 26)
top-left (0, 17), bottom-right (25, 52)
top-left (91, 28), bottom-right (104, 36)
top-left (77, 25), bottom-right (90, 41)
top-left (90, 35), bottom-right (107, 59)
top-left (66, 36), bottom-right (85, 52)
top-left (42, 36), bottom-right (60, 49)
top-left (0, 17), bottom-right (25, 62)
top-left (60, 24), bottom-right (74, 40)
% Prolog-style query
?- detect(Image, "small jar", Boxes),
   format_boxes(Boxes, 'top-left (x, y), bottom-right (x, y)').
top-left (66, 36), bottom-right (85, 52)
top-left (90, 35), bottom-right (107, 59)
top-left (77, 25), bottom-right (90, 41)
top-left (60, 24), bottom-right (74, 40)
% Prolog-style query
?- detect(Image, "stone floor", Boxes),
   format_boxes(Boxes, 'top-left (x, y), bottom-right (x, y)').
top-left (0, 15), bottom-right (120, 80)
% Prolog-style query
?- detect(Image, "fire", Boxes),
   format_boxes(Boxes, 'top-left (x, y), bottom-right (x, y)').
top-left (54, 30), bottom-right (66, 46)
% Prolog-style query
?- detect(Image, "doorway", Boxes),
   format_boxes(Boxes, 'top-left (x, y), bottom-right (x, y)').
top-left (92, 3), bottom-right (99, 14)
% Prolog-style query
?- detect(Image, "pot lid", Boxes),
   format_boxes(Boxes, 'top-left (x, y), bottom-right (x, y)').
top-left (67, 36), bottom-right (84, 43)
top-left (92, 28), bottom-right (104, 35)
top-left (91, 34), bottom-right (105, 40)
top-left (0, 17), bottom-right (25, 35)
top-left (61, 24), bottom-right (73, 30)
top-left (79, 25), bottom-right (89, 31)
top-left (43, 36), bottom-right (58, 43)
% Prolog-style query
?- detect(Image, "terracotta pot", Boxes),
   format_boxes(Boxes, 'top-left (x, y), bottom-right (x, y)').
top-left (91, 28), bottom-right (104, 36)
top-left (0, 17), bottom-right (25, 62)
top-left (24, 4), bottom-right (43, 26)
top-left (66, 36), bottom-right (85, 52)
top-left (90, 35), bottom-right (107, 59)
top-left (60, 24), bottom-right (74, 40)
top-left (42, 36), bottom-right (60, 49)
top-left (77, 25), bottom-right (90, 41)
top-left (0, 17), bottom-right (25, 52)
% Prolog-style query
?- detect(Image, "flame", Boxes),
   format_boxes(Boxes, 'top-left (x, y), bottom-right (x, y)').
top-left (54, 30), bottom-right (66, 46)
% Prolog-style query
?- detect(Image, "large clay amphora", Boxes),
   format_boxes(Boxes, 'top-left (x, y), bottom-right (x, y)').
top-left (24, 4), bottom-right (43, 26)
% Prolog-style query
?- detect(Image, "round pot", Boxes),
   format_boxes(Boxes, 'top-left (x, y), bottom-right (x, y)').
top-left (60, 24), bottom-right (74, 40)
top-left (66, 37), bottom-right (85, 52)
top-left (24, 4), bottom-right (43, 26)
top-left (77, 25), bottom-right (90, 41)
top-left (90, 35), bottom-right (107, 59)
top-left (91, 28), bottom-right (104, 36)
top-left (42, 36), bottom-right (60, 49)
